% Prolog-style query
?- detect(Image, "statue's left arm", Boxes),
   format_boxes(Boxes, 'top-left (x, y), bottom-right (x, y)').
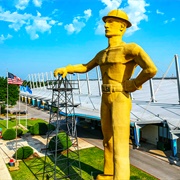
top-left (124, 44), bottom-right (158, 92)
top-left (54, 56), bottom-right (98, 78)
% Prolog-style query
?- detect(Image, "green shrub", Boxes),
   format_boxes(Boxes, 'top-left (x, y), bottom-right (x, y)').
top-left (27, 125), bottom-right (32, 130)
top-left (48, 132), bottom-right (72, 153)
top-left (29, 126), bottom-right (34, 134)
top-left (12, 128), bottom-right (23, 137)
top-left (16, 146), bottom-right (33, 159)
top-left (29, 122), bottom-right (48, 135)
top-left (47, 123), bottom-right (56, 131)
top-left (16, 128), bottom-right (23, 137)
top-left (51, 106), bottom-right (58, 113)
top-left (3, 128), bottom-right (16, 140)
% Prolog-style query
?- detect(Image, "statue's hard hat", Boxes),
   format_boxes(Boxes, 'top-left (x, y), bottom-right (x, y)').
top-left (102, 9), bottom-right (132, 28)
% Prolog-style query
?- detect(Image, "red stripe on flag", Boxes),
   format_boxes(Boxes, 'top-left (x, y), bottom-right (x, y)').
top-left (8, 73), bottom-right (23, 85)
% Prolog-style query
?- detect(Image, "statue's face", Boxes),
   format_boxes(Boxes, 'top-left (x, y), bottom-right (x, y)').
top-left (104, 17), bottom-right (126, 37)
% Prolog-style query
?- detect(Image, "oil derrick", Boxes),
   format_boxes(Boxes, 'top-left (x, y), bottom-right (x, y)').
top-left (42, 76), bottom-right (81, 180)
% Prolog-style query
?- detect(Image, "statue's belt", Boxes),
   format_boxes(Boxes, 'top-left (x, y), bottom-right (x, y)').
top-left (102, 84), bottom-right (123, 93)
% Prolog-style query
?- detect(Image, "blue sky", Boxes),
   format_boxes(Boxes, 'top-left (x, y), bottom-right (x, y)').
top-left (0, 0), bottom-right (179, 80)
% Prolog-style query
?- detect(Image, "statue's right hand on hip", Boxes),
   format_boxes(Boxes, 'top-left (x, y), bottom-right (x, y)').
top-left (54, 67), bottom-right (67, 78)
top-left (123, 79), bottom-right (142, 92)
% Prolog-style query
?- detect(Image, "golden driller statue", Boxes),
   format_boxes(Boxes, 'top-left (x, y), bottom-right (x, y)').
top-left (54, 9), bottom-right (157, 180)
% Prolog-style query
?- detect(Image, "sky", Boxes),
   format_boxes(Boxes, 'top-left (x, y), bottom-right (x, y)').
top-left (0, 0), bottom-right (180, 80)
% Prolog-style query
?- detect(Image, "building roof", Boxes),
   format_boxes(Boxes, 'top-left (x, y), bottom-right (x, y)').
top-left (20, 77), bottom-right (180, 131)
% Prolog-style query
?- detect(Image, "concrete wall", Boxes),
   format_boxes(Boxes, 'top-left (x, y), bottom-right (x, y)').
top-left (141, 125), bottom-right (158, 145)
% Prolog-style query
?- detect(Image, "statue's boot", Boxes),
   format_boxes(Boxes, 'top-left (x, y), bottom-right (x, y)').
top-left (96, 174), bottom-right (113, 180)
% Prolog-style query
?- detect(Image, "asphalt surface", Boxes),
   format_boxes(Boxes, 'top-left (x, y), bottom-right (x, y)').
top-left (130, 149), bottom-right (180, 180)
top-left (77, 126), bottom-right (180, 180)
top-left (10, 102), bottom-right (180, 180)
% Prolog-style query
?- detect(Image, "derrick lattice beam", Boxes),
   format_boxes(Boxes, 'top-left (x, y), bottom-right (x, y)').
top-left (41, 77), bottom-right (81, 180)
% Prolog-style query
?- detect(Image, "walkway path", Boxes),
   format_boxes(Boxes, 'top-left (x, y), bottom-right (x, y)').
top-left (0, 139), bottom-right (12, 180)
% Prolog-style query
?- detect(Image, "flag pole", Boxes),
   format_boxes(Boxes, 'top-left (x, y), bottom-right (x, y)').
top-left (26, 96), bottom-right (27, 128)
top-left (7, 70), bottom-right (8, 129)
top-left (18, 88), bottom-right (20, 125)
top-left (15, 111), bottom-right (18, 163)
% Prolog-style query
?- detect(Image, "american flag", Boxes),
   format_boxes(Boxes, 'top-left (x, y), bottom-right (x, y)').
top-left (8, 72), bottom-right (23, 85)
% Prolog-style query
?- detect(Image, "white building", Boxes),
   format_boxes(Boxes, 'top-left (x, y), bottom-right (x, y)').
top-left (20, 66), bottom-right (180, 160)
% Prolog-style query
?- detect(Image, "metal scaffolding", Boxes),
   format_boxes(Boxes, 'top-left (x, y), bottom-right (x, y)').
top-left (42, 76), bottom-right (81, 180)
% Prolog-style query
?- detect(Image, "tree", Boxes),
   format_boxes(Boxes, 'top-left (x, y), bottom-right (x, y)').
top-left (0, 76), bottom-right (19, 106)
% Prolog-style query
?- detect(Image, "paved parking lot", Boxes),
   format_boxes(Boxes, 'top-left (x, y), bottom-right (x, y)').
top-left (9, 101), bottom-right (50, 122)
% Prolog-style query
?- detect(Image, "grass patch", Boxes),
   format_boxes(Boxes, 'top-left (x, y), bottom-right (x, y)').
top-left (9, 147), bottom-right (157, 180)
top-left (8, 162), bottom-right (37, 180)
top-left (0, 119), bottom-right (47, 134)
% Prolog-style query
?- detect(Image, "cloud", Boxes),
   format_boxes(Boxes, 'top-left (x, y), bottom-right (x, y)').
top-left (57, 22), bottom-right (63, 26)
top-left (64, 9), bottom-right (92, 34)
top-left (84, 9), bottom-right (92, 21)
top-left (15, 0), bottom-right (30, 10)
top-left (0, 34), bottom-right (13, 43)
top-left (37, 11), bottom-right (41, 17)
top-left (95, 0), bottom-right (148, 36)
top-left (0, 10), bottom-right (32, 31)
top-left (33, 0), bottom-right (42, 7)
top-left (0, 8), bottom-right (61, 40)
top-left (49, 19), bottom-right (56, 25)
top-left (164, 17), bottom-right (175, 24)
top-left (123, 0), bottom-right (148, 36)
top-left (15, 0), bottom-right (42, 10)
top-left (156, 9), bottom-right (175, 25)
top-left (25, 17), bottom-right (52, 40)
top-left (95, 0), bottom-right (122, 34)
top-left (156, 9), bottom-right (164, 15)
top-left (52, 9), bottom-right (58, 15)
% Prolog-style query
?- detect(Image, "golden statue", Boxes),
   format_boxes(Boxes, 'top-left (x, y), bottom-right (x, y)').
top-left (54, 9), bottom-right (157, 180)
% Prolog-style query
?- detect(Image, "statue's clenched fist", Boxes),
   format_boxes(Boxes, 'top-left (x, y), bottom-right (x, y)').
top-left (123, 79), bottom-right (142, 93)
